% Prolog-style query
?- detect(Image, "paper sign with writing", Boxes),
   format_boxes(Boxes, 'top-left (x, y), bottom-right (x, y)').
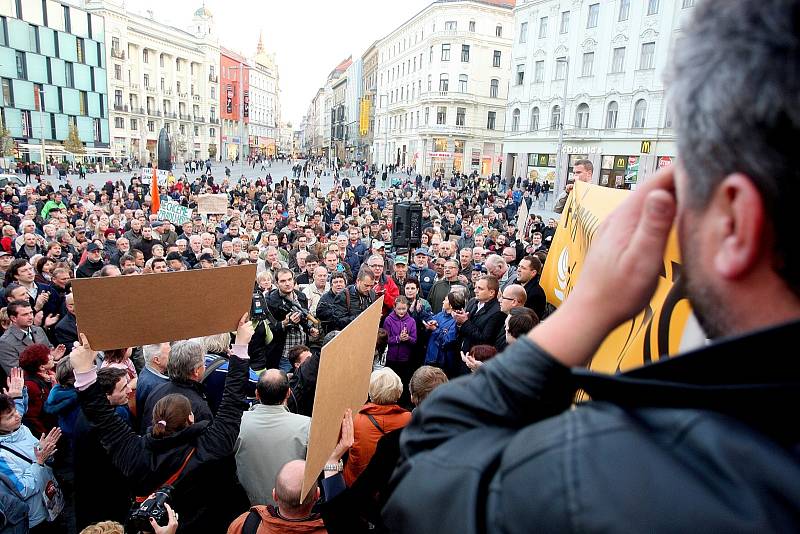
top-left (157, 199), bottom-right (192, 225)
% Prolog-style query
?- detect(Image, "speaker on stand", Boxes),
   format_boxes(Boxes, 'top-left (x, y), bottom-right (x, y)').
top-left (391, 202), bottom-right (423, 254)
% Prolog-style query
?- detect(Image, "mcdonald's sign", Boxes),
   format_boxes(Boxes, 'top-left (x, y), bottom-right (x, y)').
top-left (359, 97), bottom-right (371, 136)
top-left (640, 140), bottom-right (652, 154)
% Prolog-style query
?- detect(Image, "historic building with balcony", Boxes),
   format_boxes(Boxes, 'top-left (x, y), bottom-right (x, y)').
top-left (85, 0), bottom-right (220, 163)
top-left (503, 0), bottom-right (697, 190)
top-left (373, 0), bottom-right (515, 176)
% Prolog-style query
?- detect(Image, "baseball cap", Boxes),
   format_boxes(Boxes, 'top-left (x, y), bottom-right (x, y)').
top-left (0, 251), bottom-right (10, 257)
top-left (371, 240), bottom-right (385, 249)
top-left (414, 247), bottom-right (431, 257)
top-left (394, 256), bottom-right (408, 265)
top-left (198, 253), bottom-right (215, 263)
top-left (86, 243), bottom-right (102, 252)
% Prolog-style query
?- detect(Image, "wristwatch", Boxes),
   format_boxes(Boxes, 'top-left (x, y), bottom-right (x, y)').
top-left (323, 460), bottom-right (343, 472)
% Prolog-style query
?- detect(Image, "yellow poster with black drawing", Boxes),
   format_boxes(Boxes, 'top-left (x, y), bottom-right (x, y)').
top-left (541, 181), bottom-right (698, 375)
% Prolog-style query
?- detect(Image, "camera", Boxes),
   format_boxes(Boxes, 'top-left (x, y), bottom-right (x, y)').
top-left (251, 290), bottom-right (268, 321)
top-left (127, 485), bottom-right (173, 533)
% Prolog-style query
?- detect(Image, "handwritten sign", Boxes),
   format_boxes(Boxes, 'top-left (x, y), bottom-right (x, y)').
top-left (196, 194), bottom-right (229, 215)
top-left (157, 199), bottom-right (192, 225)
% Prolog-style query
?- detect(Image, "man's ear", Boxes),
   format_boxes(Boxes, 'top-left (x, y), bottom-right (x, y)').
top-left (711, 173), bottom-right (766, 280)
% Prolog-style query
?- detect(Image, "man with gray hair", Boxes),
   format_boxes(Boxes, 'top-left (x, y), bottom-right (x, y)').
top-left (484, 254), bottom-right (516, 292)
top-left (135, 342), bottom-right (170, 413)
top-left (139, 339), bottom-right (212, 432)
top-left (385, 1), bottom-right (800, 530)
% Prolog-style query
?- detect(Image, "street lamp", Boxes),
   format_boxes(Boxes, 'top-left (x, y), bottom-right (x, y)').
top-left (555, 57), bottom-right (570, 197)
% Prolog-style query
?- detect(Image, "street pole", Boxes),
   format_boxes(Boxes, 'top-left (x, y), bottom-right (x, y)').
top-left (39, 89), bottom-right (45, 172)
top-left (555, 57), bottom-right (569, 196)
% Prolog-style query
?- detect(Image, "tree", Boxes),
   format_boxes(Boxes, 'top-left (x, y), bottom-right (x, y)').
top-left (64, 122), bottom-right (85, 154)
top-left (0, 116), bottom-right (13, 157)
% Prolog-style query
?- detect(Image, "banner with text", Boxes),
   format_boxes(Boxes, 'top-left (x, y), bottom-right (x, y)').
top-left (157, 199), bottom-right (192, 225)
top-left (541, 181), bottom-right (700, 375)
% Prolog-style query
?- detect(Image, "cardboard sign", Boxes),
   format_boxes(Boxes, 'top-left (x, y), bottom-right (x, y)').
top-left (157, 199), bottom-right (192, 225)
top-left (197, 194), bottom-right (229, 215)
top-left (72, 264), bottom-right (256, 351)
top-left (140, 168), bottom-right (169, 185)
top-left (301, 296), bottom-right (384, 500)
top-left (540, 182), bottom-right (703, 375)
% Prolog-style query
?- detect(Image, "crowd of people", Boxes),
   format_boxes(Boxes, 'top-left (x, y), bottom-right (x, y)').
top-left (1, 1), bottom-right (796, 532)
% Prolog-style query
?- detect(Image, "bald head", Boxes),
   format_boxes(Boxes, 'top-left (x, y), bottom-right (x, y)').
top-left (501, 284), bottom-right (528, 314)
top-left (256, 368), bottom-right (290, 405)
top-left (273, 460), bottom-right (319, 517)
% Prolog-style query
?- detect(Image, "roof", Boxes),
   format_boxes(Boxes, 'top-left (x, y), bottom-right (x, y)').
top-left (436, 0), bottom-right (515, 7)
top-left (194, 6), bottom-right (213, 18)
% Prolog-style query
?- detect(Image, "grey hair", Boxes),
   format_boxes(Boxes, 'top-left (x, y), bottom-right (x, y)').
top-left (666, 0), bottom-right (800, 295)
top-left (166, 340), bottom-right (205, 380)
top-left (484, 254), bottom-right (506, 270)
top-left (368, 367), bottom-right (403, 405)
top-left (142, 343), bottom-right (165, 366)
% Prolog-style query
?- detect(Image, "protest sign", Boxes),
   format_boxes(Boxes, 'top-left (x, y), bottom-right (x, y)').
top-left (157, 199), bottom-right (192, 225)
top-left (301, 297), bottom-right (384, 501)
top-left (197, 194), bottom-right (229, 215)
top-left (540, 182), bottom-right (703, 375)
top-left (72, 264), bottom-right (255, 351)
top-left (140, 168), bottom-right (169, 185)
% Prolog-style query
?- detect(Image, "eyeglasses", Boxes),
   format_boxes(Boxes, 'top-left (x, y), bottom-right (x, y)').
top-left (501, 296), bottom-right (515, 301)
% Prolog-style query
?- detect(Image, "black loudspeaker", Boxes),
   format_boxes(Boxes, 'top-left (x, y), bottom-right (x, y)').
top-left (157, 128), bottom-right (172, 171)
top-left (392, 202), bottom-right (423, 250)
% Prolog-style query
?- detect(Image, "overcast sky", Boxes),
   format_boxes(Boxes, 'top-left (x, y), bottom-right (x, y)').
top-left (117, 0), bottom-right (433, 126)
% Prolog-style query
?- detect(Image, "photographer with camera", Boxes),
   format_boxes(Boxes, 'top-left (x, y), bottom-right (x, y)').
top-left (69, 314), bottom-right (254, 534)
top-left (267, 269), bottom-right (318, 374)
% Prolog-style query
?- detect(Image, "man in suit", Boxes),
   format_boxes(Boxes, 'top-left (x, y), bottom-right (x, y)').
top-left (515, 255), bottom-right (547, 321)
top-left (453, 275), bottom-right (506, 374)
top-left (0, 300), bottom-right (52, 381)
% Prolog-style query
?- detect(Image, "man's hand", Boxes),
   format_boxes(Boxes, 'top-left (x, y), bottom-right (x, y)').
top-left (149, 503), bottom-right (178, 534)
top-left (70, 333), bottom-right (98, 373)
top-left (529, 166), bottom-right (676, 368)
top-left (461, 351), bottom-right (483, 373)
top-left (44, 314), bottom-right (59, 328)
top-left (3, 368), bottom-right (24, 398)
top-left (35, 427), bottom-right (61, 465)
top-left (236, 313), bottom-right (255, 345)
top-left (289, 311), bottom-right (302, 324)
top-left (453, 310), bottom-right (469, 325)
top-left (34, 292), bottom-right (48, 311)
top-left (327, 409), bottom-right (354, 465)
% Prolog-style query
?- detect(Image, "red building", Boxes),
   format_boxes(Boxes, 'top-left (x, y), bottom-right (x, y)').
top-left (220, 48), bottom-right (250, 161)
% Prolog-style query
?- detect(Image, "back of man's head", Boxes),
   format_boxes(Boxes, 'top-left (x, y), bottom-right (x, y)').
top-left (273, 460), bottom-right (318, 518)
top-left (409, 366), bottom-right (448, 406)
top-left (167, 340), bottom-right (204, 381)
top-left (257, 369), bottom-right (290, 405)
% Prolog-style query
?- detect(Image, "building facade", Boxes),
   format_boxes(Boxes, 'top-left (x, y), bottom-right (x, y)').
top-left (360, 42), bottom-right (378, 164)
top-left (0, 0), bottom-right (110, 163)
top-left (374, 0), bottom-right (514, 176)
top-left (343, 57), bottom-right (363, 161)
top-left (85, 0), bottom-right (220, 164)
top-left (503, 0), bottom-right (696, 191)
top-left (220, 47), bottom-right (249, 162)
top-left (248, 32), bottom-right (280, 157)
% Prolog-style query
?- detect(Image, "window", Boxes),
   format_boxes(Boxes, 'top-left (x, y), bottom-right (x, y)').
top-left (611, 47), bottom-right (626, 73)
top-left (114, 64), bottom-right (122, 80)
top-left (160, 77), bottom-right (165, 90)
top-left (489, 78), bottom-right (499, 98)
top-left (439, 74), bottom-right (449, 92)
top-left (647, 0), bottom-right (660, 15)
top-left (605, 101), bottom-right (618, 128)
top-left (493, 50), bottom-right (501, 67)
top-left (530, 107), bottom-right (540, 131)
top-left (519, 22), bottom-right (528, 43)
top-left (1, 78), bottom-right (12, 106)
top-left (63, 5), bottom-right (70, 32)
top-left (427, 74), bottom-right (432, 91)
top-left (582, 52), bottom-right (594, 76)
top-left (456, 107), bottom-right (465, 126)
top-left (640, 42), bottom-right (655, 69)
top-left (444, 21), bottom-right (456, 30)
top-left (114, 117), bottom-right (124, 128)
top-left (429, 46), bottom-right (433, 63)
top-left (143, 74), bottom-right (150, 88)
top-left (15, 51), bottom-right (26, 79)
top-left (111, 37), bottom-right (119, 53)
top-left (461, 44), bottom-right (470, 62)
top-left (436, 106), bottom-right (446, 124)
top-left (176, 81), bottom-right (181, 94)
top-left (682, 0), bottom-right (695, 7)
top-left (469, 20), bottom-right (475, 32)
top-left (76, 38), bottom-right (84, 63)
top-left (440, 44), bottom-right (450, 61)
top-left (210, 127), bottom-right (216, 136)
top-left (21, 110), bottom-right (31, 137)
top-left (539, 17), bottom-right (548, 39)
top-left (176, 59), bottom-right (181, 72)
top-left (495, 25), bottom-right (502, 37)
top-left (511, 108), bottom-right (520, 132)
top-left (516, 64), bottom-right (525, 85)
top-left (632, 99), bottom-right (647, 128)
top-left (114, 90), bottom-right (122, 107)
top-left (458, 74), bottom-right (468, 92)
top-left (534, 60), bottom-right (545, 83)
top-left (555, 57), bottom-right (567, 80)
top-left (130, 118), bottom-right (137, 130)
top-left (0, 16), bottom-right (7, 47)
top-left (587, 3), bottom-right (599, 28)
top-left (65, 62), bottom-right (73, 87)
top-left (550, 105), bottom-right (561, 130)
top-left (487, 111), bottom-right (496, 130)
top-left (576, 103), bottom-right (590, 128)
top-left (147, 120), bottom-right (155, 132)
top-left (79, 91), bottom-right (87, 115)
top-left (425, 107), bottom-right (430, 124)
top-left (29, 25), bottom-right (39, 53)
top-left (93, 118), bottom-right (101, 142)
top-left (194, 125), bottom-right (199, 136)
top-left (143, 49), bottom-right (149, 63)
top-left (664, 108), bottom-right (673, 128)
top-left (560, 11), bottom-right (570, 34)
top-left (619, 0), bottom-right (630, 21)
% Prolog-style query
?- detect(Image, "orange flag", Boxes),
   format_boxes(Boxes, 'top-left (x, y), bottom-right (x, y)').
top-left (151, 166), bottom-right (160, 215)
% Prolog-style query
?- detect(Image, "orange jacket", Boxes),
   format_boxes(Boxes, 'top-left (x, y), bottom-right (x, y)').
top-left (227, 505), bottom-right (326, 534)
top-left (343, 403), bottom-right (411, 486)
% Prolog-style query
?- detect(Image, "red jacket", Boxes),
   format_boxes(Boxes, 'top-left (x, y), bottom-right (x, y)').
top-left (22, 372), bottom-right (57, 436)
top-left (375, 275), bottom-right (399, 315)
top-left (343, 403), bottom-right (411, 486)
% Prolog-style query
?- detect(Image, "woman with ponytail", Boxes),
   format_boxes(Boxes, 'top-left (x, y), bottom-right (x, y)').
top-left (69, 314), bottom-right (255, 533)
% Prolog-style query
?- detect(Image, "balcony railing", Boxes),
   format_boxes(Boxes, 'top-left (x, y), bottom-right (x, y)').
top-left (192, 94), bottom-right (200, 101)
top-left (165, 112), bottom-right (177, 119)
top-left (208, 74), bottom-right (218, 82)
top-left (209, 117), bottom-right (219, 124)
top-left (179, 92), bottom-right (188, 99)
top-left (146, 86), bottom-right (156, 94)
top-left (113, 104), bottom-right (129, 112)
top-left (179, 113), bottom-right (191, 121)
top-left (111, 48), bottom-right (125, 60)
top-left (130, 83), bottom-right (139, 90)
top-left (148, 109), bottom-right (161, 117)
top-left (193, 115), bottom-right (206, 123)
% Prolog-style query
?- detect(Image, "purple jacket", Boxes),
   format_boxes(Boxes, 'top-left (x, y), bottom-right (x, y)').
top-left (384, 311), bottom-right (418, 363)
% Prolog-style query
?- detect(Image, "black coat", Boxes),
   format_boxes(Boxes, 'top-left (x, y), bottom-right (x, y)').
top-left (78, 354), bottom-right (251, 533)
top-left (315, 290), bottom-right (340, 335)
top-left (287, 348), bottom-right (321, 417)
top-left (457, 298), bottom-right (505, 355)
top-left (54, 312), bottom-right (78, 353)
top-left (332, 285), bottom-right (376, 330)
top-left (266, 289), bottom-right (311, 355)
top-left (522, 278), bottom-right (547, 320)
top-left (384, 322), bottom-right (800, 533)
top-left (139, 378), bottom-right (213, 434)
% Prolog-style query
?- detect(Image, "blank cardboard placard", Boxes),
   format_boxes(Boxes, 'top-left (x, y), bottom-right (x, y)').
top-left (71, 264), bottom-right (256, 351)
top-left (197, 194), bottom-right (229, 215)
top-left (301, 296), bottom-right (384, 501)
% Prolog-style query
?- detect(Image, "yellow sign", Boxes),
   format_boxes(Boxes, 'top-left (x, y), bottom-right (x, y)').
top-left (640, 140), bottom-right (652, 154)
top-left (359, 97), bottom-right (371, 137)
top-left (541, 181), bottom-right (695, 375)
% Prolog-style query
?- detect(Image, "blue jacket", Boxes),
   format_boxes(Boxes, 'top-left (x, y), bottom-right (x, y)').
top-left (408, 266), bottom-right (436, 299)
top-left (44, 384), bottom-right (79, 438)
top-left (424, 312), bottom-right (458, 369)
top-left (345, 241), bottom-right (369, 274)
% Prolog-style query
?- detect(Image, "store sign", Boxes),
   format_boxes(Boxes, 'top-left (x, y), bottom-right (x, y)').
top-left (625, 156), bottom-right (639, 184)
top-left (658, 156), bottom-right (673, 168)
top-left (429, 152), bottom-right (452, 158)
top-left (226, 85), bottom-right (234, 114)
top-left (640, 140), bottom-right (652, 154)
top-left (562, 145), bottom-right (602, 154)
top-left (359, 97), bottom-right (371, 136)
top-left (471, 149), bottom-right (480, 167)
top-left (243, 91), bottom-right (249, 118)
top-left (613, 156), bottom-right (627, 171)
